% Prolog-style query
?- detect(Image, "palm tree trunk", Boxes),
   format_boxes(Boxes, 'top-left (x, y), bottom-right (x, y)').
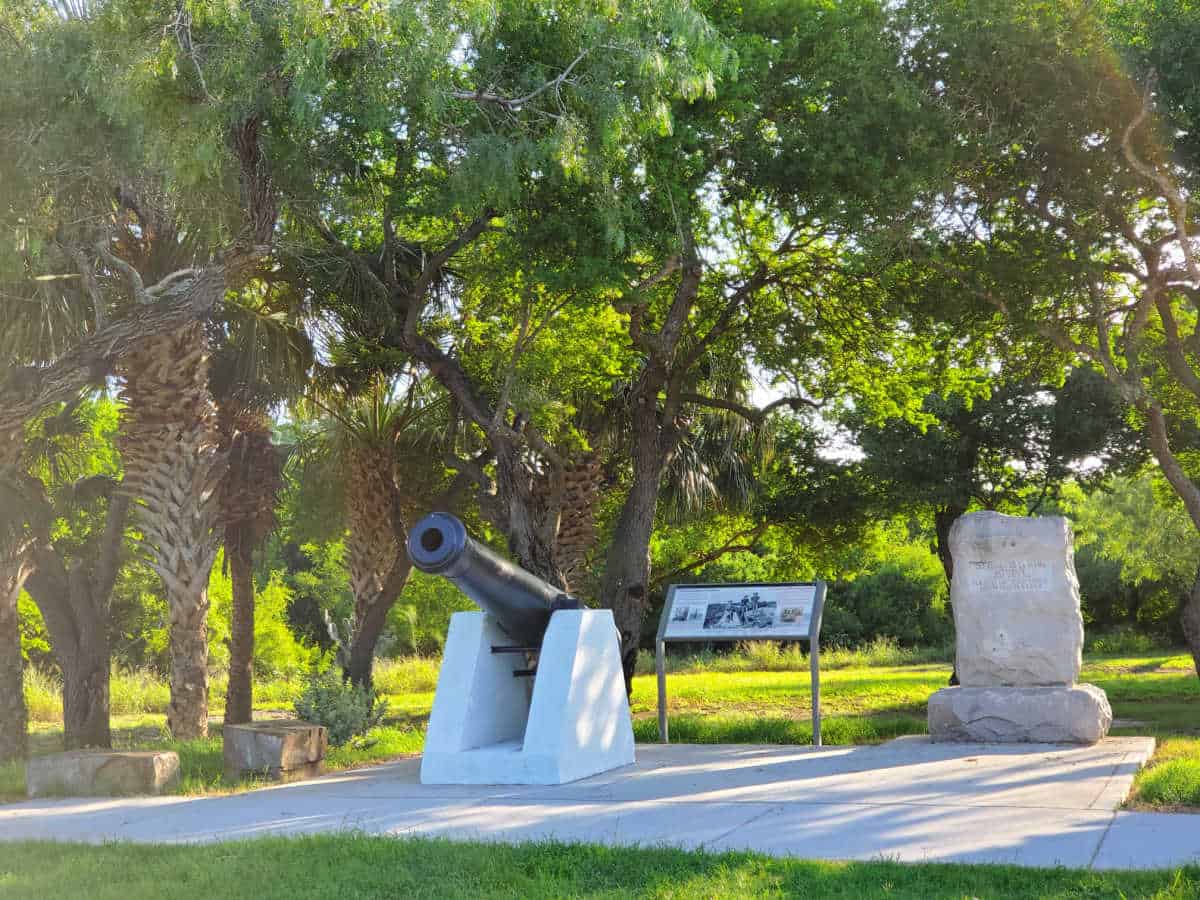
top-left (346, 556), bottom-right (413, 689)
top-left (166, 584), bottom-right (210, 739)
top-left (343, 449), bottom-right (408, 687)
top-left (119, 324), bottom-right (224, 740)
top-left (217, 414), bottom-right (282, 726)
top-left (224, 534), bottom-right (254, 725)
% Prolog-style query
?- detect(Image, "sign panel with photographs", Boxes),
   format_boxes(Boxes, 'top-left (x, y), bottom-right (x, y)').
top-left (656, 581), bottom-right (827, 747)
top-left (660, 583), bottom-right (818, 641)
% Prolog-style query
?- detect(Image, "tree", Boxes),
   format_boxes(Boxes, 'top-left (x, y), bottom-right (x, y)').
top-left (20, 399), bottom-right (130, 750)
top-left (0, 430), bottom-right (34, 762)
top-left (290, 373), bottom-right (454, 687)
top-left (904, 0), bottom-right (1200, 673)
top-left (0, 2), bottom-right (280, 738)
top-left (208, 287), bottom-right (313, 725)
top-left (851, 366), bottom-right (1142, 586)
top-left (291, 0), bottom-right (957, 694)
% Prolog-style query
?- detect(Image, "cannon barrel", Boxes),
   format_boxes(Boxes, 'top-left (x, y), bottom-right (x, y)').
top-left (407, 512), bottom-right (573, 646)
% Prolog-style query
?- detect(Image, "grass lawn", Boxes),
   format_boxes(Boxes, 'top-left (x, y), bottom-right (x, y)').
top-left (8, 648), bottom-right (1198, 810)
top-left (0, 835), bottom-right (1198, 900)
top-left (0, 715), bottom-right (424, 804)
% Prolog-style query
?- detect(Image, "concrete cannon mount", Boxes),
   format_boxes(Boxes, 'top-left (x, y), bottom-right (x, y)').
top-left (26, 750), bottom-right (180, 798)
top-left (3, 737), bottom-right (1183, 870)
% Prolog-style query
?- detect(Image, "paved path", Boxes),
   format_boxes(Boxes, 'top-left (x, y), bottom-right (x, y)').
top-left (2, 736), bottom-right (1195, 870)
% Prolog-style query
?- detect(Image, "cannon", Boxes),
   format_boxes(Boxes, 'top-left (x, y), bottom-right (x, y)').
top-left (410, 512), bottom-right (635, 785)
top-left (407, 512), bottom-right (578, 649)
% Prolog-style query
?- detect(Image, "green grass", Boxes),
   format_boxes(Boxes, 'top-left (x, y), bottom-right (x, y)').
top-left (0, 836), bottom-right (1197, 899)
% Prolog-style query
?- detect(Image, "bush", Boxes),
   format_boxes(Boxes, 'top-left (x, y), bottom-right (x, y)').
top-left (23, 666), bottom-right (62, 722)
top-left (372, 656), bottom-right (442, 695)
top-left (293, 668), bottom-right (388, 747)
top-left (1086, 625), bottom-right (1169, 656)
top-left (823, 562), bottom-right (952, 649)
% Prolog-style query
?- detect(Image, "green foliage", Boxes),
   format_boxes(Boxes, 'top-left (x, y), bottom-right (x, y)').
top-left (635, 637), bottom-right (950, 677)
top-left (383, 572), bottom-right (475, 656)
top-left (208, 555), bottom-right (322, 679)
top-left (17, 594), bottom-right (51, 666)
top-left (1087, 626), bottom-right (1169, 656)
top-left (21, 666), bottom-right (61, 724)
top-left (850, 367), bottom-right (1142, 519)
top-left (293, 668), bottom-right (388, 747)
top-left (825, 564), bottom-right (951, 650)
top-left (369, 656), bottom-right (442, 696)
top-left (1067, 472), bottom-right (1200, 640)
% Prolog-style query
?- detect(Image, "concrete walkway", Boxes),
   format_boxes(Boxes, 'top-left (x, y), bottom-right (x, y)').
top-left (2, 736), bottom-right (1195, 870)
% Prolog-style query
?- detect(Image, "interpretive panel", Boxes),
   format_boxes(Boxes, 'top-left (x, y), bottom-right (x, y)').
top-left (656, 581), bottom-right (826, 746)
top-left (660, 583), bottom-right (819, 641)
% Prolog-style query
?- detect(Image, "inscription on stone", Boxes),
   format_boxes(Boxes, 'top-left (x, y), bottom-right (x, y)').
top-left (966, 560), bottom-right (1051, 594)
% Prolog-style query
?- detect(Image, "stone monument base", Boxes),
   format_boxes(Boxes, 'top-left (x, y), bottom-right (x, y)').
top-left (928, 683), bottom-right (1112, 744)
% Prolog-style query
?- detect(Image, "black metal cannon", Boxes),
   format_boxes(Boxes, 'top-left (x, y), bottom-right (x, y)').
top-left (407, 512), bottom-right (579, 650)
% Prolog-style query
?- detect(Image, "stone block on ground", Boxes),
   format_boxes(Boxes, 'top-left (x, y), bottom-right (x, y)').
top-left (223, 720), bottom-right (327, 782)
top-left (928, 684), bottom-right (1112, 744)
top-left (26, 750), bottom-right (180, 797)
top-left (950, 511), bottom-right (1084, 687)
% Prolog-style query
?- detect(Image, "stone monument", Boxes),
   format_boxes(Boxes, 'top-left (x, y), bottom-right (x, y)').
top-left (928, 511), bottom-right (1112, 743)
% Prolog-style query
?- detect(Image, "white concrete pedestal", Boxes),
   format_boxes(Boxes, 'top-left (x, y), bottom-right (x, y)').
top-left (421, 609), bottom-right (636, 785)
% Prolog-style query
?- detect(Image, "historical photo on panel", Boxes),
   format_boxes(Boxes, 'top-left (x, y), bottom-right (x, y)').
top-left (702, 591), bottom-right (777, 630)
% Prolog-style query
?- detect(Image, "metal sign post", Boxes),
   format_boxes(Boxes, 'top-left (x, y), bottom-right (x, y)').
top-left (655, 581), bottom-right (826, 746)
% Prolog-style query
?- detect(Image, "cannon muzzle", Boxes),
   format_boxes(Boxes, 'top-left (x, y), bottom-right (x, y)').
top-left (408, 512), bottom-right (575, 646)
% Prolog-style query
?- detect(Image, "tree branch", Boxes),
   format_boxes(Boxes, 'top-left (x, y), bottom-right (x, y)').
top-left (410, 210), bottom-right (496, 313)
top-left (679, 392), bottom-right (820, 422)
top-left (450, 50), bottom-right (589, 110)
top-left (649, 523), bottom-right (768, 589)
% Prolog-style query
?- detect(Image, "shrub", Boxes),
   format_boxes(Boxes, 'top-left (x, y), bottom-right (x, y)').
top-left (23, 666), bottom-right (62, 722)
top-left (372, 656), bottom-right (442, 695)
top-left (111, 666), bottom-right (171, 716)
top-left (294, 668), bottom-right (388, 747)
top-left (823, 562), bottom-right (951, 649)
top-left (1086, 625), bottom-right (1168, 656)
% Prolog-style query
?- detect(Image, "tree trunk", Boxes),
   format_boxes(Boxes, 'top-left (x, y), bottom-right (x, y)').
top-left (601, 492), bottom-right (657, 696)
top-left (934, 504), bottom-right (965, 687)
top-left (224, 537), bottom-right (254, 726)
top-left (346, 558), bottom-right (413, 689)
top-left (61, 620), bottom-right (111, 750)
top-left (119, 325), bottom-right (224, 740)
top-left (1144, 404), bottom-right (1200, 679)
top-left (24, 489), bottom-right (128, 751)
top-left (0, 563), bottom-right (28, 763)
top-left (600, 401), bottom-right (669, 697)
top-left (934, 505), bottom-right (964, 586)
top-left (1184, 568), bottom-right (1200, 677)
top-left (216, 413), bottom-right (280, 726)
top-left (168, 585), bottom-right (210, 739)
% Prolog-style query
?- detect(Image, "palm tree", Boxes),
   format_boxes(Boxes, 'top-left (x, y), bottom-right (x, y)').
top-left (208, 284), bottom-right (312, 725)
top-left (290, 373), bottom-right (447, 687)
top-left (118, 321), bottom-right (225, 739)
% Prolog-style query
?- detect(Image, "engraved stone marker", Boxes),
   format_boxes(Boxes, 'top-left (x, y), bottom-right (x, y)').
top-left (928, 511), bottom-right (1111, 744)
top-left (950, 513), bottom-right (1082, 687)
